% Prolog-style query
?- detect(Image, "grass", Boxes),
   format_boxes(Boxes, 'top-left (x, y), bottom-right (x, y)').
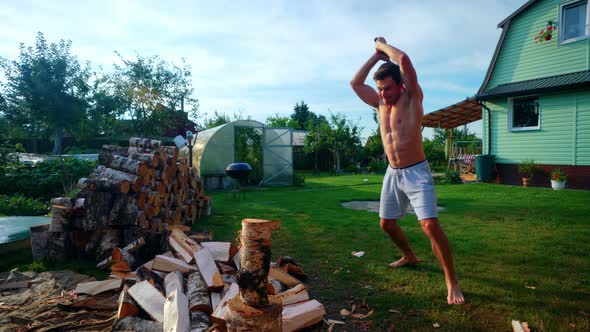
top-left (198, 174), bottom-right (590, 331)
top-left (1, 173), bottom-right (588, 331)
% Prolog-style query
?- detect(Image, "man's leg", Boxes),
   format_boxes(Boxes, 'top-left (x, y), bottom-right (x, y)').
top-left (380, 218), bottom-right (422, 267)
top-left (419, 218), bottom-right (465, 305)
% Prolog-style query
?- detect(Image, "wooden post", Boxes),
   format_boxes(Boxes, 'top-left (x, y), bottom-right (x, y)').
top-left (226, 218), bottom-right (282, 332)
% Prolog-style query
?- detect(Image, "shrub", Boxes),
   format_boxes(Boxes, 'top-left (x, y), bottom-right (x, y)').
top-left (435, 169), bottom-right (463, 185)
top-left (518, 159), bottom-right (536, 178)
top-left (368, 159), bottom-right (387, 173)
top-left (0, 194), bottom-right (48, 216)
top-left (343, 164), bottom-right (359, 173)
top-left (0, 157), bottom-right (97, 200)
top-left (293, 173), bottom-right (305, 186)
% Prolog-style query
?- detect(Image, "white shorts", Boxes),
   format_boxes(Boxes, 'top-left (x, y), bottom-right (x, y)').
top-left (379, 160), bottom-right (438, 221)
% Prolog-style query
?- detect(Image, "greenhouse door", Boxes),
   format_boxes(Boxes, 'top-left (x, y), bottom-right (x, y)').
top-left (261, 128), bottom-right (293, 186)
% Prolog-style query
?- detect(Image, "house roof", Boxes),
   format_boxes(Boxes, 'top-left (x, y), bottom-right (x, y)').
top-left (478, 0), bottom-right (538, 95)
top-left (497, 0), bottom-right (537, 28)
top-left (422, 98), bottom-right (482, 129)
top-left (476, 70), bottom-right (590, 99)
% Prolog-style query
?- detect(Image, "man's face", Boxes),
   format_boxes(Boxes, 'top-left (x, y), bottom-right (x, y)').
top-left (376, 77), bottom-right (401, 105)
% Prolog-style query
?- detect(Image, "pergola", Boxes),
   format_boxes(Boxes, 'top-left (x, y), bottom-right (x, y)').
top-left (422, 97), bottom-right (483, 168)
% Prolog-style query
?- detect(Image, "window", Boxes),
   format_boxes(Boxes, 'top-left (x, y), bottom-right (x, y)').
top-left (509, 96), bottom-right (540, 131)
top-left (559, 0), bottom-right (590, 43)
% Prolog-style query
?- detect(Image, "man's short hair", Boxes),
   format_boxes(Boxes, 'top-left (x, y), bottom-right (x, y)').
top-left (373, 62), bottom-right (401, 84)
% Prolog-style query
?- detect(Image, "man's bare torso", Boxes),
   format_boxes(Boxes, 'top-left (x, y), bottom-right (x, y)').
top-left (377, 92), bottom-right (425, 168)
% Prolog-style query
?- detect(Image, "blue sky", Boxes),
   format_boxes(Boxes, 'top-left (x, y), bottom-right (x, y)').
top-left (0, 0), bottom-right (522, 141)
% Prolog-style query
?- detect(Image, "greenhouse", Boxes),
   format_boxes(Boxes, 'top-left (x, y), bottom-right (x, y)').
top-left (190, 120), bottom-right (304, 189)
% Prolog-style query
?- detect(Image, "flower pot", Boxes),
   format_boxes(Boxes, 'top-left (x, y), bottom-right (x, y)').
top-left (551, 180), bottom-right (566, 190)
top-left (522, 177), bottom-right (531, 187)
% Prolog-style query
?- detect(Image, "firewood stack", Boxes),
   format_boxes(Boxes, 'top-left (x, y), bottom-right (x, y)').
top-left (71, 221), bottom-right (326, 332)
top-left (31, 137), bottom-right (212, 263)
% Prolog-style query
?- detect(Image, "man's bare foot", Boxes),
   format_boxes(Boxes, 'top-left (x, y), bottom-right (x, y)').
top-left (388, 256), bottom-right (422, 268)
top-left (447, 283), bottom-right (465, 305)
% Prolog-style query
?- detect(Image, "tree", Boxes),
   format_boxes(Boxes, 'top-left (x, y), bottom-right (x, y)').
top-left (265, 113), bottom-right (297, 128)
top-left (304, 113), bottom-right (362, 173)
top-left (289, 101), bottom-right (327, 130)
top-left (0, 32), bottom-right (91, 154)
top-left (202, 111), bottom-right (232, 129)
top-left (111, 53), bottom-right (199, 136)
top-left (364, 111), bottom-right (384, 161)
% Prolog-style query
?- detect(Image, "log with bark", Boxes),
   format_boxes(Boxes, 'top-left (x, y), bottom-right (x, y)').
top-left (187, 271), bottom-right (212, 314)
top-left (129, 137), bottom-right (162, 150)
top-left (107, 155), bottom-right (149, 177)
top-left (98, 144), bottom-right (129, 165)
top-left (117, 284), bottom-right (140, 319)
top-left (113, 316), bottom-right (162, 332)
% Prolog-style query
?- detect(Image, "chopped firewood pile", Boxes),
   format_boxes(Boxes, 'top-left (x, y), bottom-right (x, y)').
top-left (30, 137), bottom-right (211, 263)
top-left (2, 220), bottom-right (326, 331)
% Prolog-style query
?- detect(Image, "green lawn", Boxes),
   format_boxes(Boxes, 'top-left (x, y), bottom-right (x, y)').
top-left (1, 174), bottom-right (588, 331)
top-left (199, 174), bottom-right (590, 331)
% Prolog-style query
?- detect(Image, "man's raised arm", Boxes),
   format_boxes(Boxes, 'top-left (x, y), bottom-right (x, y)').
top-left (375, 37), bottom-right (423, 100)
top-left (350, 52), bottom-right (386, 108)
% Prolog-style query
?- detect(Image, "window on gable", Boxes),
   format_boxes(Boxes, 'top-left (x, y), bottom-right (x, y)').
top-left (560, 0), bottom-right (589, 42)
top-left (509, 96), bottom-right (540, 131)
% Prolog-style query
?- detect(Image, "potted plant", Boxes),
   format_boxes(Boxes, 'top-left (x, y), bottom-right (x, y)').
top-left (518, 159), bottom-right (536, 187)
top-left (534, 21), bottom-right (558, 43)
top-left (550, 168), bottom-right (567, 190)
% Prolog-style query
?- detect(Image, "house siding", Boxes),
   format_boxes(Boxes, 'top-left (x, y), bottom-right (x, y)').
top-left (487, 0), bottom-right (590, 89)
top-left (484, 89), bottom-right (590, 165)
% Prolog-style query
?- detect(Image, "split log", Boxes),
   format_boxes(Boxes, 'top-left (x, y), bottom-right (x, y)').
top-left (128, 151), bottom-right (160, 168)
top-left (201, 241), bottom-right (237, 263)
top-left (49, 205), bottom-right (71, 232)
top-left (165, 271), bottom-right (185, 297)
top-left (95, 177), bottom-right (131, 193)
top-left (74, 278), bottom-right (123, 296)
top-left (110, 271), bottom-right (138, 281)
top-left (152, 254), bottom-right (198, 273)
top-left (0, 281), bottom-right (30, 290)
top-left (218, 262), bottom-right (237, 275)
top-left (164, 289), bottom-right (190, 332)
top-left (92, 166), bottom-right (143, 192)
top-left (267, 278), bottom-right (286, 295)
top-left (99, 144), bottom-right (129, 165)
top-left (210, 283), bottom-right (239, 326)
top-left (136, 265), bottom-right (166, 294)
top-left (169, 236), bottom-right (194, 263)
top-left (161, 146), bottom-right (180, 159)
top-left (113, 316), bottom-right (162, 332)
top-left (269, 267), bottom-right (302, 288)
top-left (233, 248), bottom-right (241, 270)
top-left (107, 155), bottom-right (149, 177)
top-left (117, 284), bottom-right (139, 319)
top-left (187, 272), bottom-right (212, 314)
top-left (190, 311), bottom-right (211, 332)
top-left (171, 229), bottom-right (201, 255)
top-left (129, 137), bottom-right (162, 149)
top-left (97, 237), bottom-right (145, 269)
top-left (281, 300), bottom-right (325, 332)
top-left (128, 280), bottom-right (166, 323)
top-left (210, 291), bottom-right (222, 312)
top-left (237, 219), bottom-right (280, 306)
top-left (77, 177), bottom-right (96, 190)
top-left (188, 230), bottom-right (214, 243)
top-left (270, 284), bottom-right (308, 306)
top-left (194, 248), bottom-right (224, 291)
top-left (110, 247), bottom-right (136, 272)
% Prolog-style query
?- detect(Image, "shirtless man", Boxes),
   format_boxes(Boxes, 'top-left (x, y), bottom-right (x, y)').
top-left (350, 37), bottom-right (464, 305)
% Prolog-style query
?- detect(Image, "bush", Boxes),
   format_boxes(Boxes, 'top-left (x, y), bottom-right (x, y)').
top-left (368, 159), bottom-right (387, 173)
top-left (0, 157), bottom-right (97, 200)
top-left (518, 159), bottom-right (536, 178)
top-left (343, 164), bottom-right (359, 173)
top-left (435, 169), bottom-right (463, 185)
top-left (0, 194), bottom-right (48, 216)
top-left (293, 173), bottom-right (305, 186)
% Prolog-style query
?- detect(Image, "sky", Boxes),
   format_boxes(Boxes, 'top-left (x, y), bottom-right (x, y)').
top-left (0, 0), bottom-right (522, 142)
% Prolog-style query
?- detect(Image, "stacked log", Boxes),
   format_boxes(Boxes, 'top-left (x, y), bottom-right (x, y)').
top-left (31, 136), bottom-right (208, 262)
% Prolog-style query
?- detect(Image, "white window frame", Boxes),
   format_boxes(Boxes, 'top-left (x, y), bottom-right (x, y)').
top-left (508, 95), bottom-right (541, 132)
top-left (558, 0), bottom-right (590, 44)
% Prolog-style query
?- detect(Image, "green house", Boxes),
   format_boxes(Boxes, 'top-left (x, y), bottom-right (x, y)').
top-left (476, 0), bottom-right (590, 189)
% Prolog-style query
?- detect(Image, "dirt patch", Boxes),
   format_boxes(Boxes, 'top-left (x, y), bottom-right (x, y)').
top-left (341, 201), bottom-right (446, 214)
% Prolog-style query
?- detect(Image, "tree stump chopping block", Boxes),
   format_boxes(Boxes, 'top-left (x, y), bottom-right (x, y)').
top-left (226, 295), bottom-right (282, 332)
top-left (237, 218), bottom-right (280, 307)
